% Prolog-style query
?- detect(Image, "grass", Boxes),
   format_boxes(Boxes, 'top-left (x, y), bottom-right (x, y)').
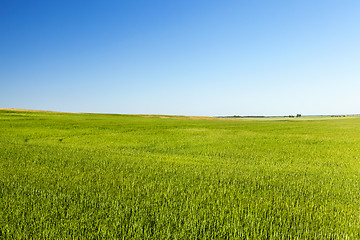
top-left (1, 110), bottom-right (360, 239)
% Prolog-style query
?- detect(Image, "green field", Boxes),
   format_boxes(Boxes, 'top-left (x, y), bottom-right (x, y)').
top-left (1, 110), bottom-right (360, 239)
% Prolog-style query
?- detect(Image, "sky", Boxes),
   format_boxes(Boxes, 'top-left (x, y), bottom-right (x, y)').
top-left (1, 0), bottom-right (360, 116)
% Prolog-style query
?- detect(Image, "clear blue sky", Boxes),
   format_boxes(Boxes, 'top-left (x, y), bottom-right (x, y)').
top-left (1, 0), bottom-right (360, 116)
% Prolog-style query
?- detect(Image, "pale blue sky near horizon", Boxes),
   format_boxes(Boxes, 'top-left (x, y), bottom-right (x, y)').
top-left (1, 0), bottom-right (360, 116)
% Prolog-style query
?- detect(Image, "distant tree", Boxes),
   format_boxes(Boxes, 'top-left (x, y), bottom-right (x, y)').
top-left (296, 114), bottom-right (301, 118)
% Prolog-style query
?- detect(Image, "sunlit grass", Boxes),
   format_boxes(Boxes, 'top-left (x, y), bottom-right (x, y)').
top-left (1, 110), bottom-right (360, 239)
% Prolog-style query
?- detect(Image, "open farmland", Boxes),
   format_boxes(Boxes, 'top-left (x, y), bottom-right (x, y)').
top-left (1, 110), bottom-right (360, 239)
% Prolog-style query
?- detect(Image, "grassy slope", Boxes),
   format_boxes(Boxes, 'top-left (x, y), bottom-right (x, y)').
top-left (1, 110), bottom-right (360, 239)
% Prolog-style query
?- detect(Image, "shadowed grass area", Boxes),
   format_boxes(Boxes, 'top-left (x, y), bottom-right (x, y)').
top-left (1, 110), bottom-right (360, 239)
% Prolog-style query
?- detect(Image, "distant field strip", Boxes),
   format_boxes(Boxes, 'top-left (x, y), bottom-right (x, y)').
top-left (1, 110), bottom-right (360, 239)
